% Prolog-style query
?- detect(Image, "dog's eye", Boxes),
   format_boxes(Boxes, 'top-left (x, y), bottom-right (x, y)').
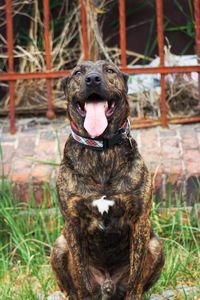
top-left (106, 68), bottom-right (115, 74)
top-left (74, 70), bottom-right (82, 76)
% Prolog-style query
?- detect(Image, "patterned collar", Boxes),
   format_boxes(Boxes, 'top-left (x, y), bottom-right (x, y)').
top-left (70, 119), bottom-right (132, 150)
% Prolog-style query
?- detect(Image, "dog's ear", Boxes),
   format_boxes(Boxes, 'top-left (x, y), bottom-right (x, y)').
top-left (62, 77), bottom-right (69, 97)
top-left (122, 72), bottom-right (129, 92)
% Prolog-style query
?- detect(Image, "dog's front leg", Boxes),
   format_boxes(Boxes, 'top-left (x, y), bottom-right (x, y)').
top-left (58, 192), bottom-right (93, 299)
top-left (125, 211), bottom-right (151, 300)
top-left (63, 217), bottom-right (92, 299)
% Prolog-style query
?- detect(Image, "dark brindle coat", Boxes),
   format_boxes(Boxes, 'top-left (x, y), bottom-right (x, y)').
top-left (51, 60), bottom-right (164, 300)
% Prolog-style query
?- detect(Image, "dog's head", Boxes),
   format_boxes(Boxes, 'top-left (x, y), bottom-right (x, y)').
top-left (62, 60), bottom-right (129, 138)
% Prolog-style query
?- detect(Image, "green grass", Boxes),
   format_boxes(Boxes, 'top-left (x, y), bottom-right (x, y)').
top-left (146, 199), bottom-right (200, 298)
top-left (0, 179), bottom-right (63, 300)
top-left (0, 178), bottom-right (199, 299)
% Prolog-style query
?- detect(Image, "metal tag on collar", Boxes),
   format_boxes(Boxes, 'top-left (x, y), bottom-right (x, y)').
top-left (121, 119), bottom-right (133, 149)
top-left (127, 120), bottom-right (134, 149)
top-left (126, 119), bottom-right (134, 148)
top-left (126, 118), bottom-right (131, 135)
top-left (128, 136), bottom-right (133, 149)
top-left (118, 119), bottom-right (128, 137)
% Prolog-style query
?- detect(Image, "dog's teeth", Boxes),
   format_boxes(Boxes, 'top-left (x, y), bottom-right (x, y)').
top-left (92, 196), bottom-right (114, 214)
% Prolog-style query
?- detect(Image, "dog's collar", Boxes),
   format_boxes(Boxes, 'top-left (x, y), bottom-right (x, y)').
top-left (70, 119), bottom-right (132, 150)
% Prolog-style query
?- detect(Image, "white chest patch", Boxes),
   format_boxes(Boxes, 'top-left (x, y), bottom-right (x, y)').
top-left (92, 195), bottom-right (114, 215)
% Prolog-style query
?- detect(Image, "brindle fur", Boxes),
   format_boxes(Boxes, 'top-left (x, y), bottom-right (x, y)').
top-left (51, 60), bottom-right (164, 300)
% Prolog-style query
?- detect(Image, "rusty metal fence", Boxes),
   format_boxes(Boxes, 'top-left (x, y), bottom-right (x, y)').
top-left (1, 0), bottom-right (200, 133)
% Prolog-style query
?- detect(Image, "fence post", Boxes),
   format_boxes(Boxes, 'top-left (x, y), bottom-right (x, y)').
top-left (194, 0), bottom-right (200, 102)
top-left (119, 0), bottom-right (127, 68)
top-left (43, 0), bottom-right (55, 119)
top-left (80, 0), bottom-right (89, 60)
top-left (5, 0), bottom-right (16, 134)
top-left (156, 0), bottom-right (167, 127)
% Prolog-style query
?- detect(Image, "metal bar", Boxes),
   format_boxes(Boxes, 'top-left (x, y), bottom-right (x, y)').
top-left (130, 119), bottom-right (161, 129)
top-left (43, 0), bottom-right (55, 119)
top-left (119, 0), bottom-right (127, 67)
top-left (5, 0), bottom-right (16, 134)
top-left (156, 0), bottom-right (167, 127)
top-left (80, 0), bottom-right (89, 60)
top-left (2, 65), bottom-right (200, 81)
top-left (194, 0), bottom-right (200, 101)
top-left (121, 65), bottom-right (200, 74)
top-left (168, 116), bottom-right (200, 124)
top-left (130, 116), bottom-right (200, 129)
top-left (0, 70), bottom-right (71, 81)
top-left (0, 107), bottom-right (65, 116)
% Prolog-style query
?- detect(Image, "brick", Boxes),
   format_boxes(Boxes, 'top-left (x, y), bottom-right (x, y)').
top-left (160, 137), bottom-right (179, 147)
top-left (183, 149), bottom-right (200, 174)
top-left (183, 148), bottom-right (200, 160)
top-left (159, 137), bottom-right (181, 160)
top-left (0, 134), bottom-right (16, 143)
top-left (180, 124), bottom-right (197, 133)
top-left (159, 128), bottom-right (177, 137)
top-left (2, 126), bottom-right (10, 134)
top-left (34, 139), bottom-right (56, 160)
top-left (12, 182), bottom-right (31, 202)
top-left (140, 128), bottom-right (158, 149)
top-left (11, 158), bottom-right (32, 182)
top-left (185, 160), bottom-right (200, 174)
top-left (17, 135), bottom-right (36, 157)
top-left (146, 161), bottom-right (161, 173)
top-left (12, 170), bottom-right (30, 182)
top-left (160, 159), bottom-right (183, 175)
top-left (1, 144), bottom-right (15, 163)
top-left (31, 164), bottom-right (53, 181)
top-left (12, 157), bottom-right (33, 170)
top-left (194, 125), bottom-right (200, 132)
top-left (143, 158), bottom-right (162, 174)
top-left (196, 132), bottom-right (200, 147)
top-left (181, 131), bottom-right (198, 150)
top-left (40, 130), bottom-right (56, 140)
top-left (160, 147), bottom-right (181, 160)
top-left (142, 149), bottom-right (161, 160)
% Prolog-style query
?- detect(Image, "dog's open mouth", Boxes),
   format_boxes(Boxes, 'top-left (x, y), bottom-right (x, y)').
top-left (76, 94), bottom-right (116, 118)
top-left (76, 93), bottom-right (116, 138)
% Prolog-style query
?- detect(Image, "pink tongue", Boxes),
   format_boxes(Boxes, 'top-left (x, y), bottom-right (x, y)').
top-left (84, 101), bottom-right (108, 137)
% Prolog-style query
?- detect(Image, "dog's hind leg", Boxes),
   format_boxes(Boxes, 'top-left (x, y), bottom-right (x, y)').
top-left (142, 234), bottom-right (165, 292)
top-left (126, 232), bottom-right (164, 300)
top-left (51, 234), bottom-right (78, 300)
top-left (124, 210), bottom-right (151, 300)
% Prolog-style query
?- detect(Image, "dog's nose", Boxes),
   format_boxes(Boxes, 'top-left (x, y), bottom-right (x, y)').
top-left (85, 73), bottom-right (101, 86)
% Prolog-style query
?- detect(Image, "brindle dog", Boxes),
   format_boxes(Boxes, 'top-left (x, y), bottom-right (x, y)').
top-left (51, 60), bottom-right (164, 300)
